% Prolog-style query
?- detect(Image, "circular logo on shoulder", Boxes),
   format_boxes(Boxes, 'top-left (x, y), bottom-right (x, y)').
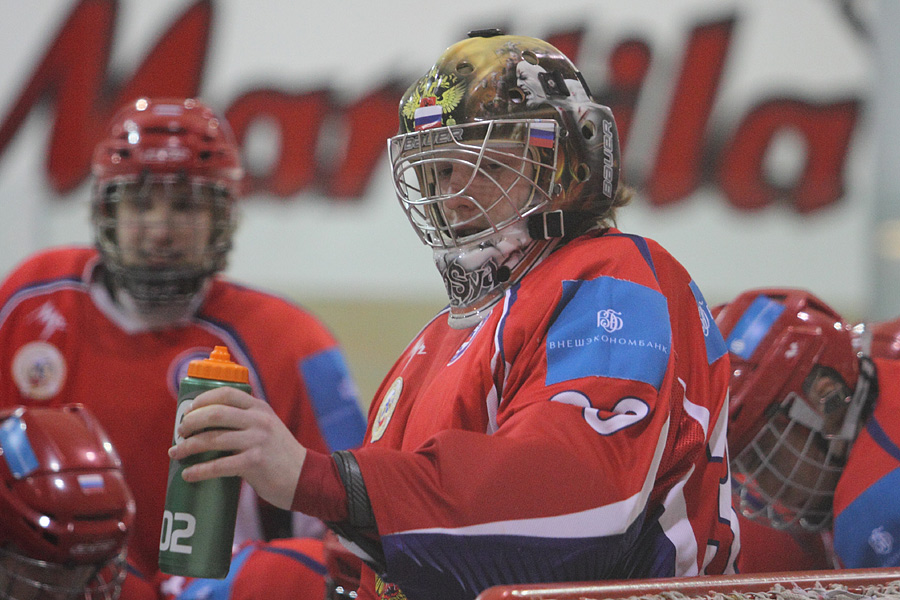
top-left (370, 377), bottom-right (402, 443)
top-left (12, 341), bottom-right (66, 400)
top-left (166, 347), bottom-right (215, 400)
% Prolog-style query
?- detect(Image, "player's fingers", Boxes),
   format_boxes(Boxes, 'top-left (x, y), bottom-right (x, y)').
top-left (180, 450), bottom-right (245, 482)
top-left (177, 401), bottom-right (259, 439)
top-left (189, 386), bottom-right (256, 410)
top-left (168, 425), bottom-right (244, 463)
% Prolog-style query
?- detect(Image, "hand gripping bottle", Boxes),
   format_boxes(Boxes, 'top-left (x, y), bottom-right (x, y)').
top-left (159, 346), bottom-right (251, 578)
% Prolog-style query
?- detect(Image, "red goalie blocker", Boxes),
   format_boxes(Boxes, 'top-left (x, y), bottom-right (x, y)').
top-left (475, 568), bottom-right (900, 600)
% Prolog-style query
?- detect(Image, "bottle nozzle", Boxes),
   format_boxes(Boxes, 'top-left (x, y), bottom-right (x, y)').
top-left (186, 346), bottom-right (250, 384)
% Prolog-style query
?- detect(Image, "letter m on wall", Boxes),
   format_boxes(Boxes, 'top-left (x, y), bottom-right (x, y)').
top-left (0, 0), bottom-right (212, 193)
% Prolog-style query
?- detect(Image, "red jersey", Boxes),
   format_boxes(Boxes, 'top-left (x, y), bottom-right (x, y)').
top-left (0, 247), bottom-right (366, 578)
top-left (350, 230), bottom-right (737, 600)
top-left (833, 357), bottom-right (900, 568)
top-left (735, 513), bottom-right (836, 573)
top-left (160, 538), bottom-right (326, 600)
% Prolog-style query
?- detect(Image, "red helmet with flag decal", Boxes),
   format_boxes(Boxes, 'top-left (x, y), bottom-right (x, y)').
top-left (0, 404), bottom-right (135, 599)
top-left (715, 288), bottom-right (873, 532)
top-left (388, 29), bottom-right (623, 328)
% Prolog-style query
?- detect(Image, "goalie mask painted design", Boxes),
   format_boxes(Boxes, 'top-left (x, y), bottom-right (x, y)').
top-left (388, 31), bottom-right (620, 328)
top-left (91, 97), bottom-right (243, 315)
top-left (715, 288), bottom-right (873, 532)
top-left (0, 404), bottom-right (135, 600)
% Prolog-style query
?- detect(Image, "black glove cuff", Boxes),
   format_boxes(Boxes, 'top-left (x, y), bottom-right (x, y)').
top-left (333, 450), bottom-right (376, 530)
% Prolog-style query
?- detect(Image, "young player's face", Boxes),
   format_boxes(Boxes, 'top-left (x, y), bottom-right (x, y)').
top-left (114, 178), bottom-right (215, 271)
top-left (739, 370), bottom-right (850, 526)
top-left (432, 147), bottom-right (535, 239)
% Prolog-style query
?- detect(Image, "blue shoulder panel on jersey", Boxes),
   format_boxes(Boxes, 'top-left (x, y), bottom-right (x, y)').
top-left (724, 296), bottom-right (785, 360)
top-left (833, 467), bottom-right (900, 568)
top-left (299, 348), bottom-right (367, 451)
top-left (546, 276), bottom-right (671, 390)
top-left (0, 416), bottom-right (39, 478)
top-left (689, 280), bottom-right (727, 365)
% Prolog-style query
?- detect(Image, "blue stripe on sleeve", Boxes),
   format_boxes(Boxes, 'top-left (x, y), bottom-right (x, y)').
top-left (299, 348), bottom-right (367, 451)
top-left (689, 280), bottom-right (727, 364)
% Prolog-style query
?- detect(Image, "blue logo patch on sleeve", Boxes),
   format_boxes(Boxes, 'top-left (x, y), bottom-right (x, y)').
top-left (0, 416), bottom-right (40, 479)
top-left (546, 277), bottom-right (671, 389)
top-left (725, 296), bottom-right (785, 360)
top-left (689, 280), bottom-right (727, 364)
top-left (299, 348), bottom-right (367, 451)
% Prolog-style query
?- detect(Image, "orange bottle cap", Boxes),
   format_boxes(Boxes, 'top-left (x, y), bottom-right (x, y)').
top-left (186, 346), bottom-right (250, 384)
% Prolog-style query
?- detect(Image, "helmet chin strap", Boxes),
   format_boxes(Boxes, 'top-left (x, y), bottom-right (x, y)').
top-left (114, 285), bottom-right (208, 330)
top-left (104, 268), bottom-right (210, 330)
top-left (526, 209), bottom-right (596, 240)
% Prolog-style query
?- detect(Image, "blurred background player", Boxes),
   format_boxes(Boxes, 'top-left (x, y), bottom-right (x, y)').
top-left (170, 31), bottom-right (736, 600)
top-left (714, 288), bottom-right (877, 573)
top-left (0, 97), bottom-right (367, 580)
top-left (0, 403), bottom-right (157, 600)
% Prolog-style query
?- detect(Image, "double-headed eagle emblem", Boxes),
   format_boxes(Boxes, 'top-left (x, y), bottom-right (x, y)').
top-left (402, 66), bottom-right (467, 123)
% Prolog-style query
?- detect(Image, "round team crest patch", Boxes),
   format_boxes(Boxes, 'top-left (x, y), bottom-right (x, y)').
top-left (166, 347), bottom-right (215, 400)
top-left (370, 377), bottom-right (402, 443)
top-left (11, 341), bottom-right (66, 401)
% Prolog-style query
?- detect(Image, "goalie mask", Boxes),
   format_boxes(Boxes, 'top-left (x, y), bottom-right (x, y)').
top-left (715, 288), bottom-right (874, 532)
top-left (0, 405), bottom-right (135, 600)
top-left (388, 30), bottom-right (620, 328)
top-left (91, 97), bottom-right (243, 317)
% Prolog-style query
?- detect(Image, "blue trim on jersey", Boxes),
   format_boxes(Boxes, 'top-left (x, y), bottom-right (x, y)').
top-left (604, 233), bottom-right (658, 282)
top-left (867, 417), bottom-right (900, 462)
top-left (689, 280), bottom-right (727, 365)
top-left (496, 283), bottom-right (519, 380)
top-left (299, 348), bottom-right (366, 451)
top-left (546, 276), bottom-right (671, 389)
top-left (0, 276), bottom-right (85, 328)
top-left (178, 544), bottom-right (255, 600)
top-left (833, 467), bottom-right (900, 567)
top-left (0, 416), bottom-right (39, 478)
top-left (194, 315), bottom-right (269, 402)
top-left (724, 296), bottom-right (785, 360)
top-left (257, 545), bottom-right (328, 575)
top-left (382, 519), bottom-right (644, 600)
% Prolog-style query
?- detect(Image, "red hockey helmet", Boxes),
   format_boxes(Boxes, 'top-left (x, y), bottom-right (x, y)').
top-left (0, 404), bottom-right (135, 598)
top-left (715, 288), bottom-right (873, 531)
top-left (92, 97), bottom-right (243, 185)
top-left (90, 97), bottom-right (243, 312)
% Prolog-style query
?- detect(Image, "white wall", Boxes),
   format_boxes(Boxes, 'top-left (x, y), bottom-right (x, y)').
top-left (0, 0), bottom-right (879, 316)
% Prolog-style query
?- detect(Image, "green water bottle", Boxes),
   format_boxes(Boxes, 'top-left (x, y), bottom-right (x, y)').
top-left (159, 346), bottom-right (251, 578)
